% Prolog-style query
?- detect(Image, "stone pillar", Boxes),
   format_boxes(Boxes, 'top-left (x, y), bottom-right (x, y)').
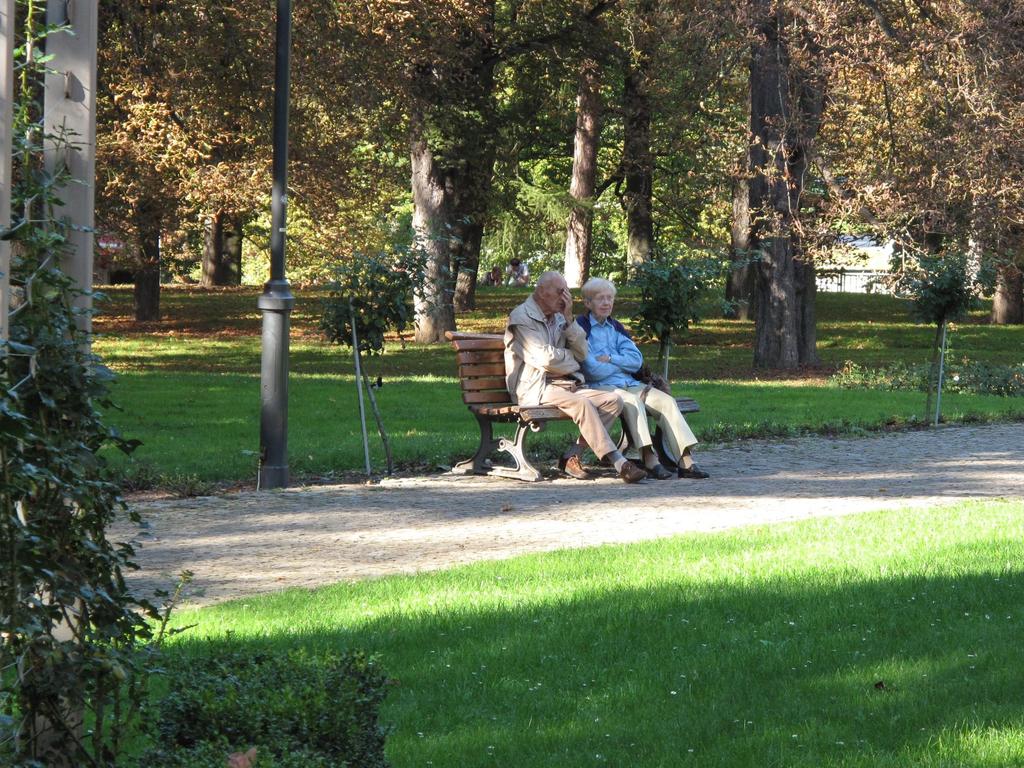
top-left (1, 0), bottom-right (13, 341)
top-left (43, 0), bottom-right (97, 330)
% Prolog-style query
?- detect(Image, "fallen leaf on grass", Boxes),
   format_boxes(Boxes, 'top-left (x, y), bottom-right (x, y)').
top-left (227, 747), bottom-right (257, 768)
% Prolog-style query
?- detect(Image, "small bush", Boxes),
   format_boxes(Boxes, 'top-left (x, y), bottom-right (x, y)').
top-left (121, 460), bottom-right (163, 492)
top-left (138, 741), bottom-right (337, 768)
top-left (136, 647), bottom-right (392, 767)
top-left (164, 473), bottom-right (218, 498)
top-left (830, 360), bottom-right (1024, 397)
top-left (828, 361), bottom-right (930, 392)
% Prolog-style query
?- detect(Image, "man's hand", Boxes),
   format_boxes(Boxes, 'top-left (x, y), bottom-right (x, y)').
top-left (558, 287), bottom-right (573, 316)
top-left (596, 354), bottom-right (611, 363)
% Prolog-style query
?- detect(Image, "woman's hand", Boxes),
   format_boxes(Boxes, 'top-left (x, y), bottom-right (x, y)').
top-left (596, 354), bottom-right (611, 363)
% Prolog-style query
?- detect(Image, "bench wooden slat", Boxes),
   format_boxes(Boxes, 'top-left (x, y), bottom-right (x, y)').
top-left (469, 404), bottom-right (520, 417)
top-left (517, 406), bottom-right (569, 421)
top-left (458, 362), bottom-right (506, 377)
top-left (462, 390), bottom-right (515, 405)
top-left (676, 397), bottom-right (699, 413)
top-left (461, 376), bottom-right (508, 392)
top-left (449, 337), bottom-right (505, 351)
top-left (457, 350), bottom-right (505, 365)
top-left (446, 331), bottom-right (503, 342)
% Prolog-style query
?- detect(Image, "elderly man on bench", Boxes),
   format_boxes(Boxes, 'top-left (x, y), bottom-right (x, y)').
top-left (504, 272), bottom-right (647, 483)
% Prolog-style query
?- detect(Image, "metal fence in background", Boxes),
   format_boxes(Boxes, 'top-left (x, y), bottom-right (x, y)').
top-left (816, 269), bottom-right (891, 295)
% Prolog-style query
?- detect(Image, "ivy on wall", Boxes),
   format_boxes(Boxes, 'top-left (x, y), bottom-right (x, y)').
top-left (1, 3), bottom-right (169, 764)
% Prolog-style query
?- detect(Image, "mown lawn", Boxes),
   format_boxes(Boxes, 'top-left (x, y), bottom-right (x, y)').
top-left (162, 499), bottom-right (1024, 767)
top-left (91, 286), bottom-right (1024, 485)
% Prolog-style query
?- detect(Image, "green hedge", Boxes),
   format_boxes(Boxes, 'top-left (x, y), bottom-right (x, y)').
top-left (134, 647), bottom-right (392, 767)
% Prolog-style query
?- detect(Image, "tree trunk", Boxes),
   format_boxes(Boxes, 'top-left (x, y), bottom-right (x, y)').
top-left (725, 162), bottom-right (754, 319)
top-left (222, 213), bottom-right (243, 285)
top-left (623, 53), bottom-right (653, 269)
top-left (416, 48), bottom-right (497, 318)
top-left (200, 211), bottom-right (223, 288)
top-left (795, 255), bottom-right (820, 365)
top-left (449, 95), bottom-right (497, 312)
top-left (565, 58), bottom-right (601, 288)
top-left (410, 119), bottom-right (456, 343)
top-left (133, 203), bottom-right (160, 322)
top-left (924, 321), bottom-right (944, 421)
top-left (452, 219), bottom-right (485, 312)
top-left (201, 211), bottom-right (242, 286)
top-left (990, 263), bottom-right (1023, 324)
top-left (748, 0), bottom-right (823, 368)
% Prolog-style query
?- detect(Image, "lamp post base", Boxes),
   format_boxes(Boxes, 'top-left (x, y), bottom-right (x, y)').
top-left (257, 280), bottom-right (295, 490)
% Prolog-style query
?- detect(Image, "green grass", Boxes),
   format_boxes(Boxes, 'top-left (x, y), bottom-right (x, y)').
top-left (163, 499), bottom-right (1024, 767)
top-left (91, 287), bottom-right (1024, 485)
top-left (105, 372), bottom-right (1024, 482)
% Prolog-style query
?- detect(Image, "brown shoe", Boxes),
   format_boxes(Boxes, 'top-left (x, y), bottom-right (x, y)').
top-left (558, 454), bottom-right (592, 480)
top-left (618, 461), bottom-right (647, 483)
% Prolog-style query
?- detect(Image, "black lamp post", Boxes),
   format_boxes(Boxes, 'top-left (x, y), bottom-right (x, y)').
top-left (257, 0), bottom-right (294, 489)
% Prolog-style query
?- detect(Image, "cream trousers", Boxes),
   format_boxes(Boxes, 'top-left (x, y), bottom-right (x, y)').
top-left (592, 383), bottom-right (697, 464)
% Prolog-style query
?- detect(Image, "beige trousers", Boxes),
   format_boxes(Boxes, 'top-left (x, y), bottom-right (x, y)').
top-left (593, 383), bottom-right (697, 464)
top-left (540, 383), bottom-right (623, 459)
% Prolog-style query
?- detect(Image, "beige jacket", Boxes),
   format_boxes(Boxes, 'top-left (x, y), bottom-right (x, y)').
top-left (504, 295), bottom-right (589, 406)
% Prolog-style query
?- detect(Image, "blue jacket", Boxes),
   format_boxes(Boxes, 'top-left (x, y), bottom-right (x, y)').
top-left (575, 313), bottom-right (643, 388)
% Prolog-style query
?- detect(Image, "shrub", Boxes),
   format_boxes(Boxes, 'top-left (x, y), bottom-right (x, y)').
top-left (320, 249), bottom-right (429, 475)
top-left (320, 249), bottom-right (426, 357)
top-left (137, 741), bottom-right (335, 768)
top-left (135, 647), bottom-right (393, 767)
top-left (630, 250), bottom-right (728, 376)
top-left (828, 361), bottom-right (930, 392)
top-left (830, 359), bottom-right (1024, 397)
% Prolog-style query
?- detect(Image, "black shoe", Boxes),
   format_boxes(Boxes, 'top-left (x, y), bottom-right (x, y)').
top-left (558, 454), bottom-right (593, 480)
top-left (678, 464), bottom-right (710, 479)
top-left (644, 462), bottom-right (674, 480)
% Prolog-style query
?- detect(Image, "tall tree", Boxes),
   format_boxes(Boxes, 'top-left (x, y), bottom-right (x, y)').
top-left (373, 0), bottom-right (617, 338)
top-left (726, 154), bottom-right (754, 319)
top-left (564, 58), bottom-right (602, 287)
top-left (622, 0), bottom-right (656, 268)
top-left (991, 262), bottom-right (1023, 324)
top-left (816, 0), bottom-right (1024, 330)
top-left (96, 1), bottom-right (189, 321)
top-left (747, 0), bottom-right (824, 368)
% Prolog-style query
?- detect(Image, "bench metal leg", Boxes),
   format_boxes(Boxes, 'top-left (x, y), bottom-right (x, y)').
top-left (452, 416), bottom-right (545, 482)
top-left (489, 420), bottom-right (545, 482)
top-left (452, 414), bottom-right (500, 475)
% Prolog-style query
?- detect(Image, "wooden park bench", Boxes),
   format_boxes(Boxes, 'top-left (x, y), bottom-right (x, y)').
top-left (446, 331), bottom-right (700, 482)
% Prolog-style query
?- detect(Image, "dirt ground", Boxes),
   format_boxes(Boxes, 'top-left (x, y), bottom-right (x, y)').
top-left (112, 422), bottom-right (1024, 607)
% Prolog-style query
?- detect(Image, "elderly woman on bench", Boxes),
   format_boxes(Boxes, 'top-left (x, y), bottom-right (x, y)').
top-left (576, 277), bottom-right (709, 480)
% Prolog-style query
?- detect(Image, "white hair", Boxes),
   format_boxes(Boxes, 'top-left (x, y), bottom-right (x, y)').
top-left (580, 277), bottom-right (617, 300)
top-left (536, 271), bottom-right (565, 290)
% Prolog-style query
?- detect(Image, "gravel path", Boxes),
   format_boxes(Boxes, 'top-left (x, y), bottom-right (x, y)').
top-left (114, 422), bottom-right (1024, 607)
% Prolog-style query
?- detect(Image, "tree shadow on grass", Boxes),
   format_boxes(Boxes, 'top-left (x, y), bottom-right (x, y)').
top-left (164, 545), bottom-right (1024, 768)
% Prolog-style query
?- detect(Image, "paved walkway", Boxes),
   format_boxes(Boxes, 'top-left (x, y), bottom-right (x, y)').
top-left (115, 423), bottom-right (1024, 607)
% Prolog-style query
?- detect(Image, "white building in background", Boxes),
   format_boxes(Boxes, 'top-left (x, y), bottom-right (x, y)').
top-left (816, 235), bottom-right (895, 294)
